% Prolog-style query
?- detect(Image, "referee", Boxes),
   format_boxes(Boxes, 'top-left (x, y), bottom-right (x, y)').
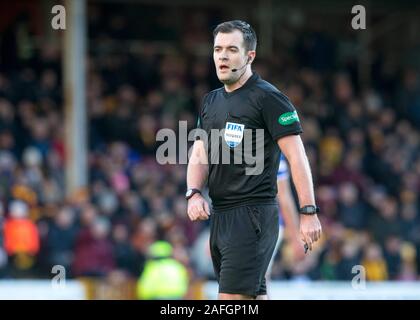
top-left (186, 20), bottom-right (322, 300)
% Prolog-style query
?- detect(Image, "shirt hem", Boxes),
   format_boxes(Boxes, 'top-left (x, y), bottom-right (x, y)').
top-left (211, 198), bottom-right (278, 212)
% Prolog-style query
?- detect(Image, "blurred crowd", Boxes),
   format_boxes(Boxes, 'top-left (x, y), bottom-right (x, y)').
top-left (0, 3), bottom-right (420, 287)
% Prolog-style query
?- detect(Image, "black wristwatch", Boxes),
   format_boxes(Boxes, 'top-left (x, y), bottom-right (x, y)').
top-left (299, 205), bottom-right (320, 215)
top-left (185, 188), bottom-right (202, 201)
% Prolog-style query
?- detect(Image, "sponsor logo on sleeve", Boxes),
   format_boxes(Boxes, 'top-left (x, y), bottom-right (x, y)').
top-left (278, 111), bottom-right (299, 125)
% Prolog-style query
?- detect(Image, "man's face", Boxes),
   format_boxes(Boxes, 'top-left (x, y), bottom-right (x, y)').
top-left (213, 30), bottom-right (250, 84)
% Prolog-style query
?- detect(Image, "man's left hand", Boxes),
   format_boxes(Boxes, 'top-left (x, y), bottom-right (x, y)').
top-left (300, 215), bottom-right (322, 252)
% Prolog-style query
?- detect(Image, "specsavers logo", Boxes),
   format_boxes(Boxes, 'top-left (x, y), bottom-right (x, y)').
top-left (278, 111), bottom-right (299, 126)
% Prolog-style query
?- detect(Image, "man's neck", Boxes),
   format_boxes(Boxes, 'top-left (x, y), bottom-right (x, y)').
top-left (224, 68), bottom-right (253, 93)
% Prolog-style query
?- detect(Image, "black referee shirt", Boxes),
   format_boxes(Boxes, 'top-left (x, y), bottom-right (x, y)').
top-left (196, 72), bottom-right (303, 210)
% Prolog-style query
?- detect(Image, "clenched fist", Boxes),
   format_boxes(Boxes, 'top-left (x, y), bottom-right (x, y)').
top-left (187, 193), bottom-right (210, 221)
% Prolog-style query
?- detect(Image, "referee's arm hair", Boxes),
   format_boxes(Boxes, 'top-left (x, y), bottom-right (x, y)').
top-left (187, 140), bottom-right (210, 221)
top-left (277, 134), bottom-right (322, 251)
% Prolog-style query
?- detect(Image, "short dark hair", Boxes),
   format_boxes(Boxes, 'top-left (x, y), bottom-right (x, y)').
top-left (213, 20), bottom-right (257, 51)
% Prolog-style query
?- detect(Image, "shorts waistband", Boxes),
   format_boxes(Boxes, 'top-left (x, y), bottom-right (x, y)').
top-left (211, 201), bottom-right (278, 214)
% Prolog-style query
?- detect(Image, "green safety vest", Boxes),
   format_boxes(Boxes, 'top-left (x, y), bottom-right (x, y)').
top-left (137, 258), bottom-right (188, 300)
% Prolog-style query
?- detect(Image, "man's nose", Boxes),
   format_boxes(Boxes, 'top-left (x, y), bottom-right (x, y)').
top-left (219, 52), bottom-right (228, 61)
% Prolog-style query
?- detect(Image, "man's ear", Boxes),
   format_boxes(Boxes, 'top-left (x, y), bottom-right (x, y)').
top-left (247, 51), bottom-right (256, 64)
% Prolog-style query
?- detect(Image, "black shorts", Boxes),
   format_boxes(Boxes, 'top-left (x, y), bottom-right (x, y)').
top-left (209, 203), bottom-right (279, 297)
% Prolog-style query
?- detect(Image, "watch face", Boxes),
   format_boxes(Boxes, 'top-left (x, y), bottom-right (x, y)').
top-left (186, 190), bottom-right (192, 197)
top-left (300, 206), bottom-right (317, 214)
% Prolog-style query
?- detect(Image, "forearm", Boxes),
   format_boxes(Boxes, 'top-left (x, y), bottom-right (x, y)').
top-left (187, 141), bottom-right (209, 189)
top-left (285, 140), bottom-right (315, 207)
top-left (187, 148), bottom-right (210, 221)
top-left (278, 136), bottom-right (321, 249)
top-left (187, 162), bottom-right (208, 189)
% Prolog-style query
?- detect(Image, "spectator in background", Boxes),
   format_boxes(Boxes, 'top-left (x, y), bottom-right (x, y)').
top-left (129, 218), bottom-right (157, 277)
top-left (398, 68), bottom-right (420, 126)
top-left (3, 200), bottom-right (39, 277)
top-left (369, 195), bottom-right (402, 244)
top-left (111, 223), bottom-right (136, 276)
top-left (335, 236), bottom-right (362, 280)
top-left (362, 242), bottom-right (388, 281)
top-left (136, 241), bottom-right (189, 300)
top-left (383, 235), bottom-right (402, 280)
top-left (72, 216), bottom-right (115, 277)
top-left (0, 202), bottom-right (7, 277)
top-left (337, 182), bottom-right (367, 231)
top-left (398, 242), bottom-right (417, 281)
top-left (44, 206), bottom-right (79, 277)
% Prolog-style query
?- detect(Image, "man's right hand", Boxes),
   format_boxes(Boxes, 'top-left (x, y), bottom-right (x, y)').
top-left (187, 194), bottom-right (210, 221)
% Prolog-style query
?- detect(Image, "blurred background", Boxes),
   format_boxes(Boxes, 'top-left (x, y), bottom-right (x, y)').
top-left (0, 0), bottom-right (420, 299)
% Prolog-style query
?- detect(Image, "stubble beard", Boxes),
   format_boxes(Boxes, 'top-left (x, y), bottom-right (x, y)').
top-left (219, 73), bottom-right (239, 85)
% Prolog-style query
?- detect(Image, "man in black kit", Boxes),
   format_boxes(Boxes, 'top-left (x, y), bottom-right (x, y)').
top-left (186, 20), bottom-right (322, 300)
